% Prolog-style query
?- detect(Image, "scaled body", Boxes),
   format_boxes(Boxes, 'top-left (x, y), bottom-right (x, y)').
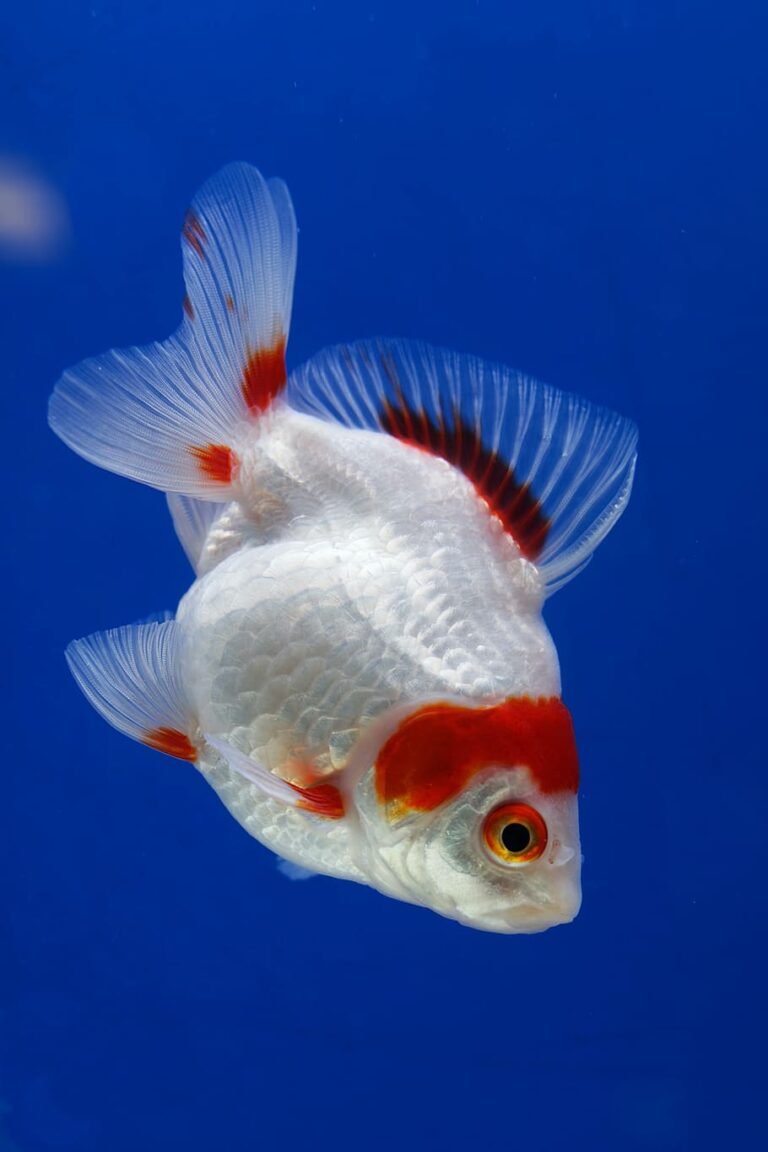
top-left (49, 164), bottom-right (637, 932)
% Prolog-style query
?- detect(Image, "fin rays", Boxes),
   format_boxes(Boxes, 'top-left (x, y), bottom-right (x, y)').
top-left (66, 620), bottom-right (344, 818)
top-left (287, 339), bottom-right (638, 591)
top-left (65, 621), bottom-right (193, 751)
top-left (48, 163), bottom-right (296, 498)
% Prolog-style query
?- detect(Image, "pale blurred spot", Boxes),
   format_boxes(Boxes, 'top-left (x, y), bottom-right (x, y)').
top-left (0, 157), bottom-right (70, 263)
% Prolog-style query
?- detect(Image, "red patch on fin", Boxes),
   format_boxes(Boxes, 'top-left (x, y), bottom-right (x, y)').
top-left (143, 727), bottom-right (197, 762)
top-left (290, 781), bottom-right (345, 819)
top-left (188, 443), bottom-right (237, 484)
top-left (241, 337), bottom-right (287, 413)
top-left (380, 385), bottom-right (550, 559)
top-left (182, 294), bottom-right (195, 320)
top-left (225, 294), bottom-right (235, 313)
top-left (182, 211), bottom-right (207, 258)
top-left (375, 697), bottom-right (578, 822)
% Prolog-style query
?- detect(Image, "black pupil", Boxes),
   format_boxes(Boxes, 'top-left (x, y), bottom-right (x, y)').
top-left (501, 822), bottom-right (531, 855)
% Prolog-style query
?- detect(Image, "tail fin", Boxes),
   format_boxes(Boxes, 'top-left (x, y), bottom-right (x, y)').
top-left (48, 163), bottom-right (296, 497)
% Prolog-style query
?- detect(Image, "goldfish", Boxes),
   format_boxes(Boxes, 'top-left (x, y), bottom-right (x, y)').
top-left (49, 163), bottom-right (637, 933)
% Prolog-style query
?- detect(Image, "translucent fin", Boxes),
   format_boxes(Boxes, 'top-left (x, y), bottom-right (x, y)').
top-left (133, 608), bottom-right (175, 627)
top-left (65, 619), bottom-right (344, 811)
top-left (287, 339), bottom-right (638, 590)
top-left (203, 734), bottom-right (303, 805)
top-left (65, 621), bottom-right (197, 760)
top-left (204, 735), bottom-right (345, 818)
top-left (48, 163), bottom-right (297, 497)
top-left (276, 859), bottom-right (318, 881)
top-left (166, 493), bottom-right (223, 570)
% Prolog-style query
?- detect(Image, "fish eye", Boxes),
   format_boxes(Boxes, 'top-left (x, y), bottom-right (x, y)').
top-left (482, 802), bottom-right (548, 865)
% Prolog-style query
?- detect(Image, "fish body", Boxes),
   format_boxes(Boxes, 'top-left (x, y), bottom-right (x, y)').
top-left (49, 164), bottom-right (637, 933)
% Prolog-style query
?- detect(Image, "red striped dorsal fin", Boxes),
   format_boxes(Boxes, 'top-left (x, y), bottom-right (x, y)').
top-left (380, 381), bottom-right (549, 560)
top-left (287, 339), bottom-right (637, 591)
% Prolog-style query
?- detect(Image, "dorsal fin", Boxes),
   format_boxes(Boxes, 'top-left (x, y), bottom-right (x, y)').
top-left (49, 163), bottom-right (296, 497)
top-left (287, 339), bottom-right (637, 591)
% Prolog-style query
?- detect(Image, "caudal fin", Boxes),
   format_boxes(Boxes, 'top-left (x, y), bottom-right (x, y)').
top-left (48, 163), bottom-right (296, 498)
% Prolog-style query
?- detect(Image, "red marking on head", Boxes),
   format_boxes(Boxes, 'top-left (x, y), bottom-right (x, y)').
top-left (375, 697), bottom-right (578, 822)
top-left (143, 726), bottom-right (197, 762)
top-left (241, 336), bottom-right (287, 413)
top-left (188, 443), bottom-right (237, 484)
top-left (225, 294), bottom-right (235, 313)
top-left (380, 388), bottom-right (550, 559)
top-left (182, 211), bottom-right (207, 258)
top-left (182, 294), bottom-right (195, 320)
top-left (290, 781), bottom-right (345, 819)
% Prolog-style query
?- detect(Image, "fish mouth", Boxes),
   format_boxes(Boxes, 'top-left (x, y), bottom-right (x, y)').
top-left (473, 903), bottom-right (579, 934)
top-left (455, 888), bottom-right (582, 934)
top-left (508, 900), bottom-right (580, 931)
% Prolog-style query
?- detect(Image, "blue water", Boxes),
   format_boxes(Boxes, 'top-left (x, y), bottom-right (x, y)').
top-left (3, 2), bottom-right (765, 1149)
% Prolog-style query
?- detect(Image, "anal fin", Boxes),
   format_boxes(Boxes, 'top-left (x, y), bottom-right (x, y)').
top-left (166, 493), bottom-right (225, 571)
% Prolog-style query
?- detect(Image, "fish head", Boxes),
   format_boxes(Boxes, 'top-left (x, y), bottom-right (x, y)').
top-left (349, 696), bottom-right (582, 933)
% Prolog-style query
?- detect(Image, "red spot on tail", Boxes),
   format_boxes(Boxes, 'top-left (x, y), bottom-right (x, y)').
top-left (182, 294), bottom-right (195, 320)
top-left (143, 727), bottom-right (197, 762)
top-left (182, 211), bottom-right (207, 258)
top-left (290, 781), bottom-right (345, 819)
top-left (375, 697), bottom-right (578, 822)
top-left (188, 443), bottom-right (237, 484)
top-left (241, 336), bottom-right (287, 413)
top-left (380, 386), bottom-right (550, 560)
top-left (225, 294), bottom-right (235, 313)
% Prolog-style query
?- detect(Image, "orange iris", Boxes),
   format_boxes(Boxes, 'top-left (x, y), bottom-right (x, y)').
top-left (483, 802), bottom-right (548, 865)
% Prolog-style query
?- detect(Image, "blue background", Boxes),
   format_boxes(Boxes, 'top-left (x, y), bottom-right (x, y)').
top-left (2, 2), bottom-right (765, 1149)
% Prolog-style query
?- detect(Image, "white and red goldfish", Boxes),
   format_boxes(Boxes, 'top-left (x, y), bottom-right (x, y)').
top-left (49, 164), bottom-right (637, 933)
